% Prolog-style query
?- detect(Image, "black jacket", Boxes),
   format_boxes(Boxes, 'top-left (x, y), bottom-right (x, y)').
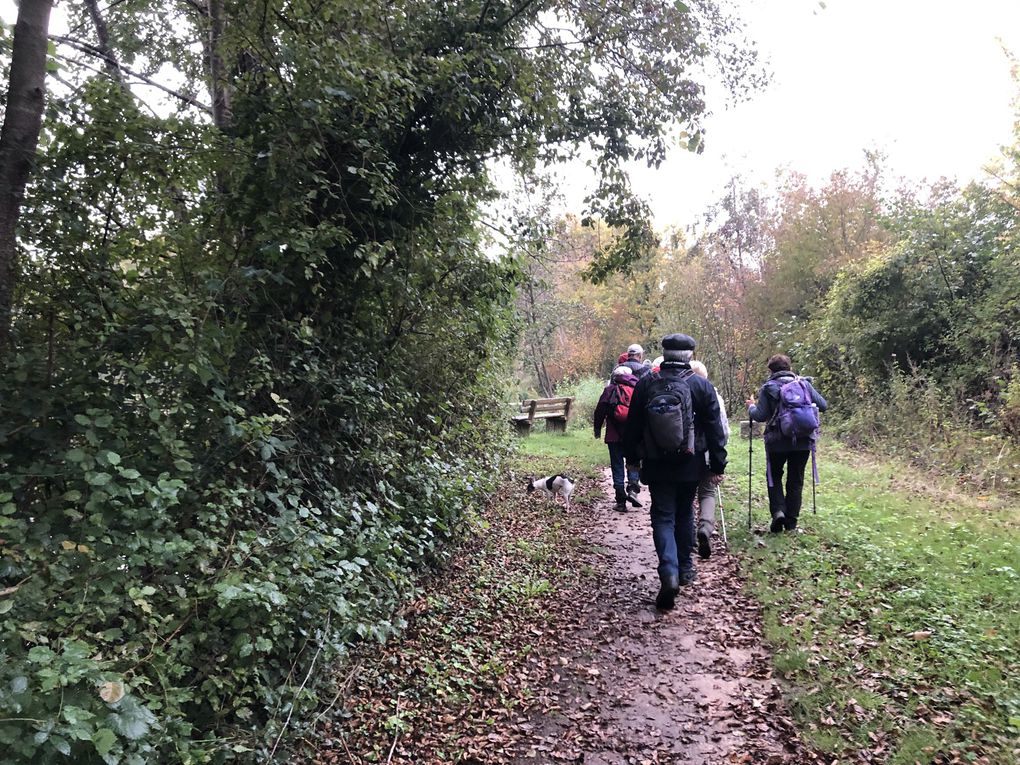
top-left (622, 362), bottom-right (727, 483)
top-left (623, 359), bottom-right (650, 379)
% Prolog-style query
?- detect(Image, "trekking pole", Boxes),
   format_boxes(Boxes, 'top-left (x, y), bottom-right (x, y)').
top-left (812, 409), bottom-right (820, 515)
top-left (716, 484), bottom-right (728, 549)
top-left (812, 443), bottom-right (818, 515)
top-left (747, 423), bottom-right (753, 531)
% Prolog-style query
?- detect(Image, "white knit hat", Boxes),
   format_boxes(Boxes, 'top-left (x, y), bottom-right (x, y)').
top-left (612, 365), bottom-right (632, 378)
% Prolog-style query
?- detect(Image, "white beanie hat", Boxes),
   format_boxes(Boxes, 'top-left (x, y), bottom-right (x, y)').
top-left (612, 365), bottom-right (633, 378)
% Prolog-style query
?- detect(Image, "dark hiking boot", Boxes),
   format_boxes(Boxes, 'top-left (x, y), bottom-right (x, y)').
top-left (679, 568), bottom-right (698, 586)
top-left (770, 512), bottom-right (786, 533)
top-left (697, 530), bottom-right (711, 559)
top-left (614, 487), bottom-right (628, 513)
top-left (655, 574), bottom-right (680, 610)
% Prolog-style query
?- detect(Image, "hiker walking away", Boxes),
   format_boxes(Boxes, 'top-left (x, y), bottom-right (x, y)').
top-left (623, 343), bottom-right (651, 379)
top-left (690, 360), bottom-right (730, 559)
top-left (594, 366), bottom-right (644, 512)
top-left (745, 354), bottom-right (828, 533)
top-left (623, 334), bottom-right (727, 610)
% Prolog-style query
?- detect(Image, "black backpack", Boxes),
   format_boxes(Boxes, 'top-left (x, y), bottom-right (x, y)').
top-left (643, 370), bottom-right (696, 459)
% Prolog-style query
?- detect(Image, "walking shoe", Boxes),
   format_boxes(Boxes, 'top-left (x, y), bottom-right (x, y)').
top-left (679, 568), bottom-right (698, 586)
top-left (625, 484), bottom-right (642, 507)
top-left (697, 530), bottom-right (711, 559)
top-left (655, 574), bottom-right (680, 610)
top-left (770, 512), bottom-right (786, 533)
top-left (613, 488), bottom-right (628, 513)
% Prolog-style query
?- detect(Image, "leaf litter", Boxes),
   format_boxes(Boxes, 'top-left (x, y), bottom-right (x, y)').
top-left (309, 463), bottom-right (810, 763)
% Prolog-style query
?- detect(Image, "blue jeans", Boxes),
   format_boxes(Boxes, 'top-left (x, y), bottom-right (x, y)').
top-left (607, 442), bottom-right (640, 490)
top-left (649, 481), bottom-right (698, 581)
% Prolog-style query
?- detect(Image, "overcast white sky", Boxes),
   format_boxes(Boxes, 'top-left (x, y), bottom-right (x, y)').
top-left (618, 0), bottom-right (1020, 229)
top-left (3, 0), bottom-right (1018, 231)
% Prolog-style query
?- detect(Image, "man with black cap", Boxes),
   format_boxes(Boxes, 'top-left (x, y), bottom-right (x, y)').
top-left (623, 333), bottom-right (727, 610)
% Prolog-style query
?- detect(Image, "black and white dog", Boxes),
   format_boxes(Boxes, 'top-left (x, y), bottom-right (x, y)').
top-left (526, 474), bottom-right (575, 511)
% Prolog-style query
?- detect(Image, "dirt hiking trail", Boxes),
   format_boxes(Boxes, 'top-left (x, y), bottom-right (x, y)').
top-left (516, 468), bottom-right (805, 764)
top-left (315, 468), bottom-right (812, 765)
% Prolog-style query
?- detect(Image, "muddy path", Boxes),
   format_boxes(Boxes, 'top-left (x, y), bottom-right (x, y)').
top-left (314, 467), bottom-right (808, 764)
top-left (517, 468), bottom-right (805, 764)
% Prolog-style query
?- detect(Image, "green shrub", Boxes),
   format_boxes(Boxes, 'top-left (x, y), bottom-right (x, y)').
top-left (832, 365), bottom-right (1020, 493)
top-left (558, 376), bottom-right (609, 433)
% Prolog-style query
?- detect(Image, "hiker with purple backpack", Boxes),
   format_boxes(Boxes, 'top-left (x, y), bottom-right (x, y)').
top-left (745, 354), bottom-right (828, 533)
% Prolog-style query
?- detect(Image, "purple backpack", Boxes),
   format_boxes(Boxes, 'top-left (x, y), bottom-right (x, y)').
top-left (774, 377), bottom-right (820, 444)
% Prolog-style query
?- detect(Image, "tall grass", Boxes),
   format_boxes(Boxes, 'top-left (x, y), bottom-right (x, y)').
top-left (833, 367), bottom-right (1020, 495)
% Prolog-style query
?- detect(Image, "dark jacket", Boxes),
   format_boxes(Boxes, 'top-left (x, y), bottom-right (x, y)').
top-left (748, 370), bottom-right (828, 453)
top-left (623, 359), bottom-right (650, 379)
top-left (594, 372), bottom-right (638, 443)
top-left (622, 362), bottom-right (728, 483)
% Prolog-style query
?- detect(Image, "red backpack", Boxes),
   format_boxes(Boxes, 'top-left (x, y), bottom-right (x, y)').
top-left (611, 383), bottom-right (633, 423)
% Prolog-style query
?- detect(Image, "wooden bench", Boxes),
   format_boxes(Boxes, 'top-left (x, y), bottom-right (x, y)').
top-left (511, 396), bottom-right (575, 435)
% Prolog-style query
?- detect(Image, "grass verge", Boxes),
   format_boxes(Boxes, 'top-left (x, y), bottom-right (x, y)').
top-left (727, 435), bottom-right (1020, 765)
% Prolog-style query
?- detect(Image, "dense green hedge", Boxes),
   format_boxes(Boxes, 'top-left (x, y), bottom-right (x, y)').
top-left (0, 191), bottom-right (515, 763)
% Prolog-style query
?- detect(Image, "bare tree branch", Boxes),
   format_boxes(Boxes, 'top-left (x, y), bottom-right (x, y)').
top-left (49, 34), bottom-right (212, 113)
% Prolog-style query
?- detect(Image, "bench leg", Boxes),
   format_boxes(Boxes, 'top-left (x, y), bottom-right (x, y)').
top-left (513, 420), bottom-right (533, 436)
top-left (545, 418), bottom-right (567, 434)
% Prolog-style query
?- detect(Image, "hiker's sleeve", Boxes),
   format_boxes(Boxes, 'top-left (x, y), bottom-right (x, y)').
top-left (698, 383), bottom-right (727, 475)
top-left (748, 384), bottom-right (771, 422)
top-left (717, 390), bottom-right (731, 441)
top-left (593, 387), bottom-right (610, 437)
top-left (810, 385), bottom-right (828, 413)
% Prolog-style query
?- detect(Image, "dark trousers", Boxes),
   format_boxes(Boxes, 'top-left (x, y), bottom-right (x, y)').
top-left (766, 449), bottom-right (810, 528)
top-left (648, 481), bottom-right (699, 581)
top-left (607, 442), bottom-right (640, 490)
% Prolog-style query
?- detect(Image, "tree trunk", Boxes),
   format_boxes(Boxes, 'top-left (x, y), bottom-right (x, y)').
top-left (0, 0), bottom-right (54, 352)
top-left (208, 0), bottom-right (233, 129)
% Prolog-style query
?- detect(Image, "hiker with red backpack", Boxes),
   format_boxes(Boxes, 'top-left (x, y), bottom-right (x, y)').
top-left (594, 366), bottom-right (644, 513)
top-left (746, 354), bottom-right (828, 533)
